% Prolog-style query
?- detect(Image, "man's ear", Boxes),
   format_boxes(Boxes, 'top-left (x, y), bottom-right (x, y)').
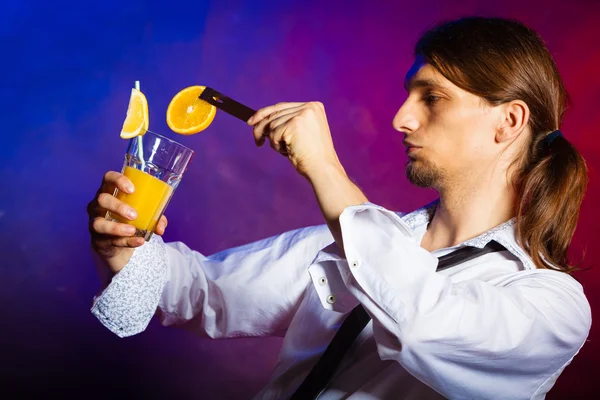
top-left (496, 100), bottom-right (530, 143)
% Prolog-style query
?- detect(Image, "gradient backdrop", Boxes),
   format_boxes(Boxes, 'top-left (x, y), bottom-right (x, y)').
top-left (2, 0), bottom-right (599, 398)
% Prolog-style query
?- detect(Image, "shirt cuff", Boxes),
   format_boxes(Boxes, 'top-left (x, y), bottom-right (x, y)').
top-left (339, 203), bottom-right (439, 322)
top-left (309, 202), bottom-right (439, 322)
top-left (305, 203), bottom-right (406, 314)
top-left (308, 250), bottom-right (360, 314)
top-left (90, 235), bottom-right (168, 338)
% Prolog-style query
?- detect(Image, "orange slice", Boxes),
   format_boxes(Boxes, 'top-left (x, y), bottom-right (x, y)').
top-left (120, 88), bottom-right (149, 139)
top-left (166, 86), bottom-right (217, 135)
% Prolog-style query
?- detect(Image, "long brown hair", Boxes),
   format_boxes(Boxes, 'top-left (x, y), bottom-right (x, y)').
top-left (415, 17), bottom-right (588, 273)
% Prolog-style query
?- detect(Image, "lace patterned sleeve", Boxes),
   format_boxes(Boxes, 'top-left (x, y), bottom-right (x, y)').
top-left (91, 235), bottom-right (167, 338)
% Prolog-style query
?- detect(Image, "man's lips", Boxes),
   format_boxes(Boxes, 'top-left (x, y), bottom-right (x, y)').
top-left (403, 142), bottom-right (422, 154)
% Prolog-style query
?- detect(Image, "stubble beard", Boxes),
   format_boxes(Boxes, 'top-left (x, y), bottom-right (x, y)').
top-left (405, 157), bottom-right (443, 188)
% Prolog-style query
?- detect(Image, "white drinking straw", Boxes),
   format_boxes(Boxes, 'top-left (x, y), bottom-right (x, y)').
top-left (134, 80), bottom-right (146, 171)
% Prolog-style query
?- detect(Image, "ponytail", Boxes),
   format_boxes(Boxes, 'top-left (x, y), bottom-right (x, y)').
top-left (515, 132), bottom-right (588, 273)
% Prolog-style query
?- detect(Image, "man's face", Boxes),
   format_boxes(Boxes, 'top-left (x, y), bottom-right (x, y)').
top-left (394, 58), bottom-right (502, 189)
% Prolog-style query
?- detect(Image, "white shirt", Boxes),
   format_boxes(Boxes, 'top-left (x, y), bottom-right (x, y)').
top-left (91, 201), bottom-right (591, 399)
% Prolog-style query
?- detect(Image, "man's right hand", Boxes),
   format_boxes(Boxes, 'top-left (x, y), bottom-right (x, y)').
top-left (87, 171), bottom-right (168, 274)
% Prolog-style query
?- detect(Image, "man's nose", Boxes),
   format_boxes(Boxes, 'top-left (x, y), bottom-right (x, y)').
top-left (392, 101), bottom-right (419, 134)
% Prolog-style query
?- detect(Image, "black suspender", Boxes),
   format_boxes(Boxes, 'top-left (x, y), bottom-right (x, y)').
top-left (290, 240), bottom-right (506, 400)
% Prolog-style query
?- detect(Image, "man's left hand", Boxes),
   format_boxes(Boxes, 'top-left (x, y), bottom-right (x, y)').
top-left (248, 101), bottom-right (342, 179)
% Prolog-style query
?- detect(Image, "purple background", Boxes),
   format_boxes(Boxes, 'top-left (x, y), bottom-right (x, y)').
top-left (2, 0), bottom-right (599, 398)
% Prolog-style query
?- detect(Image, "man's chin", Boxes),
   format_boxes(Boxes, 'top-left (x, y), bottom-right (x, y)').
top-left (405, 161), bottom-right (439, 188)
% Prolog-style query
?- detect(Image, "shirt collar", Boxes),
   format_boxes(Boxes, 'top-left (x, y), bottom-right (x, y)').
top-left (398, 199), bottom-right (536, 270)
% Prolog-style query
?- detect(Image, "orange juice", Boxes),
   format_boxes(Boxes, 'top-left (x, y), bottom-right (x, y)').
top-left (113, 166), bottom-right (174, 236)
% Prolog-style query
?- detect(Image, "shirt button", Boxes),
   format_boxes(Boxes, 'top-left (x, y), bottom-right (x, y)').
top-left (351, 260), bottom-right (359, 268)
top-left (319, 277), bottom-right (327, 286)
top-left (326, 294), bottom-right (336, 304)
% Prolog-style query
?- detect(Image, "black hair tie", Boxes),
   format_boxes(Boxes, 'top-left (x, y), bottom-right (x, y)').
top-left (543, 130), bottom-right (563, 154)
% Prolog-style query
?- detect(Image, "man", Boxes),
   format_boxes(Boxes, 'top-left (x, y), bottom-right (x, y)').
top-left (88, 17), bottom-right (590, 399)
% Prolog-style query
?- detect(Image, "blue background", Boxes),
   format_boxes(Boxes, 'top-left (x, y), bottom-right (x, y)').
top-left (2, 0), bottom-right (599, 398)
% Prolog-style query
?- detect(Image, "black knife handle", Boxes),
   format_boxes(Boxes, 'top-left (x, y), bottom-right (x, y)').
top-left (199, 87), bottom-right (257, 122)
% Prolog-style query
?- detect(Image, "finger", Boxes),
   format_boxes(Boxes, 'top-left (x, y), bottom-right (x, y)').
top-left (101, 171), bottom-right (135, 195)
top-left (248, 102), bottom-right (306, 126)
top-left (94, 235), bottom-right (145, 252)
top-left (97, 193), bottom-right (138, 221)
top-left (86, 196), bottom-right (100, 219)
top-left (91, 217), bottom-right (137, 237)
top-left (155, 215), bottom-right (168, 235)
top-left (254, 110), bottom-right (301, 147)
top-left (266, 122), bottom-right (294, 156)
top-left (88, 177), bottom-right (114, 219)
top-left (253, 105), bottom-right (304, 139)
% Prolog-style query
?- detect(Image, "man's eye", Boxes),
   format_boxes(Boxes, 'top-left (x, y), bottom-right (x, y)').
top-left (424, 94), bottom-right (441, 105)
